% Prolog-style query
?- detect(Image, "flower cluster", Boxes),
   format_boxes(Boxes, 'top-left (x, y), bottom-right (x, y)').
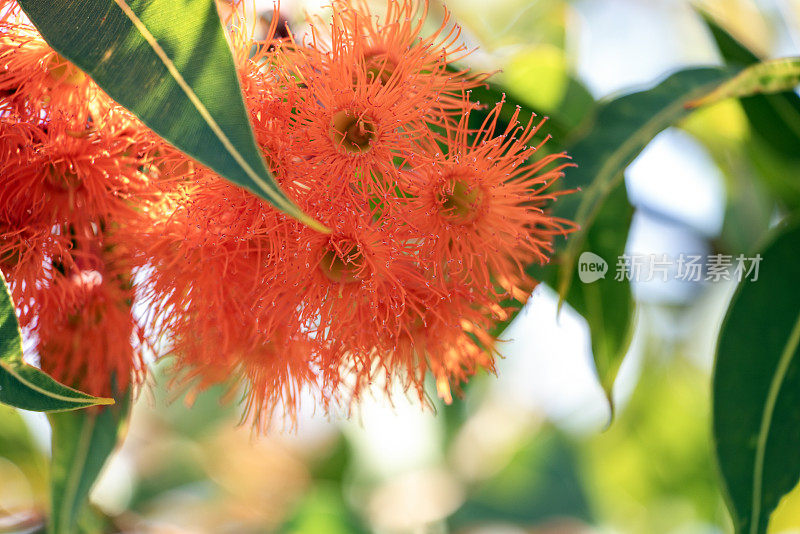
top-left (0, 0), bottom-right (574, 426)
top-left (0, 0), bottom-right (158, 396)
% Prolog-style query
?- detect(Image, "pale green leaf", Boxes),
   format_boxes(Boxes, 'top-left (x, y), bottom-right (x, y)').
top-left (48, 393), bottom-right (131, 534)
top-left (687, 57), bottom-right (800, 109)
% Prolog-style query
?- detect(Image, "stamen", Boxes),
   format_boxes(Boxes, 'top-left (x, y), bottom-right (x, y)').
top-left (0, 230), bottom-right (20, 267)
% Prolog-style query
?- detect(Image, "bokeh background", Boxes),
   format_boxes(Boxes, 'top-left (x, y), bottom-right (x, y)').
top-left (3, 0), bottom-right (800, 532)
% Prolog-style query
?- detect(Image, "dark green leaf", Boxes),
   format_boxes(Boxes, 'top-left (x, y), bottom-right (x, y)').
top-left (524, 68), bottom-right (727, 413)
top-left (549, 60), bottom-right (799, 420)
top-left (48, 392), bottom-right (131, 534)
top-left (714, 147), bottom-right (774, 255)
top-left (700, 12), bottom-right (800, 160)
top-left (713, 221), bottom-right (800, 534)
top-left (745, 134), bottom-right (800, 210)
top-left (562, 184), bottom-right (634, 416)
top-left (17, 0), bottom-right (324, 231)
top-left (0, 272), bottom-right (113, 412)
top-left (555, 67), bottom-right (730, 301)
top-left (701, 12), bottom-right (761, 66)
top-left (522, 183), bottom-right (633, 418)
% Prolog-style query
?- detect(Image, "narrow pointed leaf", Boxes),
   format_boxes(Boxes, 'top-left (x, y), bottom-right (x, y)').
top-left (522, 182), bottom-right (634, 421)
top-left (48, 392), bottom-right (131, 534)
top-left (555, 67), bottom-right (729, 303)
top-left (0, 273), bottom-right (113, 412)
top-left (17, 0), bottom-right (325, 232)
top-left (686, 57), bottom-right (800, 109)
top-left (713, 222), bottom-right (800, 534)
top-left (559, 59), bottom-right (798, 304)
top-left (517, 68), bottom-right (727, 415)
top-left (564, 184), bottom-right (634, 417)
top-left (700, 11), bottom-right (800, 159)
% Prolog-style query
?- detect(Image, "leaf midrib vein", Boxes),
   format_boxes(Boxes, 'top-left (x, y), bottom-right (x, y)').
top-left (751, 311), bottom-right (800, 533)
top-left (108, 0), bottom-right (292, 214)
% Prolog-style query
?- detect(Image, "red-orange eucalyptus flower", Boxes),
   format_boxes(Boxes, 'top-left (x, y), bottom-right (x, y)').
top-left (1, 8), bottom-right (159, 397)
top-left (174, 321), bottom-right (330, 431)
top-left (1, 110), bottom-right (157, 226)
top-left (34, 240), bottom-right (146, 398)
top-left (280, 210), bottom-right (468, 407)
top-left (0, 120), bottom-right (54, 267)
top-left (331, 0), bottom-right (486, 120)
top-left (0, 105), bottom-right (157, 333)
top-left (281, 59), bottom-right (436, 203)
top-left (242, 0), bottom-right (483, 206)
top-left (404, 102), bottom-right (575, 294)
top-left (136, 0), bottom-right (577, 421)
top-left (0, 4), bottom-right (110, 121)
top-left (136, 171), bottom-right (325, 423)
top-left (383, 283), bottom-right (502, 404)
top-left (0, 0), bottom-right (577, 427)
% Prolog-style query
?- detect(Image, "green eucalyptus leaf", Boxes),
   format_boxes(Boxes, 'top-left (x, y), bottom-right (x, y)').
top-left (713, 222), bottom-right (800, 534)
top-left (551, 55), bottom-right (800, 418)
top-left (519, 68), bottom-right (727, 415)
top-left (555, 67), bottom-right (730, 304)
top-left (686, 57), bottom-right (800, 110)
top-left (497, 68), bottom-right (736, 420)
top-left (496, 71), bottom-right (729, 417)
top-left (48, 391), bottom-right (131, 534)
top-left (522, 183), bottom-right (633, 420)
top-left (16, 0), bottom-right (325, 232)
top-left (563, 184), bottom-right (634, 417)
top-left (700, 11), bottom-right (800, 160)
top-left (0, 272), bottom-right (113, 412)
